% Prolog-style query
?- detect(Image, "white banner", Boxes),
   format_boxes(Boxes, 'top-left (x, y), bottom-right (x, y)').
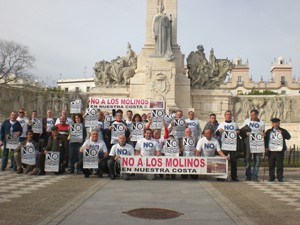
top-left (221, 131), bottom-right (237, 151)
top-left (83, 148), bottom-right (99, 169)
top-left (6, 133), bottom-right (19, 149)
top-left (88, 97), bottom-right (164, 109)
top-left (183, 137), bottom-right (196, 156)
top-left (121, 156), bottom-right (228, 176)
top-left (150, 109), bottom-right (165, 129)
top-left (70, 123), bottom-right (83, 143)
top-left (130, 122), bottom-right (144, 142)
top-left (70, 99), bottom-right (82, 114)
top-left (250, 132), bottom-right (265, 153)
top-left (32, 118), bottom-right (43, 134)
top-left (85, 108), bottom-right (98, 127)
top-left (269, 131), bottom-right (283, 151)
top-left (164, 139), bottom-right (179, 156)
top-left (45, 151), bottom-right (60, 172)
top-left (21, 146), bottom-right (36, 165)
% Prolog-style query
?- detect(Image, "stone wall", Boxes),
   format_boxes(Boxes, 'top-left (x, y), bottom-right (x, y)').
top-left (0, 86), bottom-right (88, 120)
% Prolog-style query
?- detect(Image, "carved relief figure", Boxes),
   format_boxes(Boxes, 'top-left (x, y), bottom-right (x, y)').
top-left (94, 43), bottom-right (137, 86)
top-left (152, 1), bottom-right (174, 61)
top-left (187, 45), bottom-right (233, 89)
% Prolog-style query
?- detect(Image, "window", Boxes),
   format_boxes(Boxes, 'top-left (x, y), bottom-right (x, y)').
top-left (86, 86), bottom-right (90, 92)
top-left (64, 88), bottom-right (68, 92)
top-left (75, 87), bottom-right (80, 92)
top-left (237, 90), bottom-right (243, 95)
top-left (281, 76), bottom-right (286, 85)
top-left (238, 76), bottom-right (242, 84)
top-left (281, 90), bottom-right (286, 95)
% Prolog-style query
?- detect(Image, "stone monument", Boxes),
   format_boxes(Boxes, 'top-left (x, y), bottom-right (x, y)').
top-left (90, 0), bottom-right (193, 114)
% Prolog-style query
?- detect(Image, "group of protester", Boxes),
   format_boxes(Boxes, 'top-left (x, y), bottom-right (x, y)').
top-left (0, 106), bottom-right (291, 182)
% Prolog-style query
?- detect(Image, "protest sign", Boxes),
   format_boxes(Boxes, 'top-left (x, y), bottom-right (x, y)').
top-left (221, 131), bottom-right (237, 151)
top-left (269, 131), bottom-right (283, 151)
top-left (70, 123), bottom-right (83, 143)
top-left (21, 145), bottom-right (36, 165)
top-left (6, 133), bottom-right (19, 149)
top-left (183, 137), bottom-right (196, 156)
top-left (83, 148), bottom-right (99, 169)
top-left (85, 108), bottom-right (98, 127)
top-left (150, 109), bottom-right (165, 129)
top-left (45, 151), bottom-right (60, 172)
top-left (130, 122), bottom-right (144, 142)
top-left (32, 118), bottom-right (43, 134)
top-left (70, 99), bottom-right (82, 113)
top-left (250, 132), bottom-right (265, 153)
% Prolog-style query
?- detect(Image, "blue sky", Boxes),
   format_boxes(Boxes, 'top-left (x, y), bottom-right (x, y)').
top-left (1, 0), bottom-right (299, 86)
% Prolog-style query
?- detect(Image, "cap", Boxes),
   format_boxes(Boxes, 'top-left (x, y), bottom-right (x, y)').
top-left (271, 118), bottom-right (281, 123)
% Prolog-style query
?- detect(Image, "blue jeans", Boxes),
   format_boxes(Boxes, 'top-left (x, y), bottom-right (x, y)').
top-left (1, 143), bottom-right (17, 171)
top-left (68, 142), bottom-right (82, 173)
top-left (245, 153), bottom-right (260, 178)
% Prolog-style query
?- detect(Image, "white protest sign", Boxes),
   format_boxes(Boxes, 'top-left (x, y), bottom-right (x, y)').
top-left (45, 151), bottom-right (60, 172)
top-left (70, 99), bottom-right (82, 113)
top-left (70, 123), bottom-right (83, 143)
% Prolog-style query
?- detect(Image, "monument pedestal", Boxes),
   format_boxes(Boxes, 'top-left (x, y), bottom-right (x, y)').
top-left (130, 45), bottom-right (192, 114)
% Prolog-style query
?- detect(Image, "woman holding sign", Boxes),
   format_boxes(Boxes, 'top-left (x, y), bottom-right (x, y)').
top-left (68, 114), bottom-right (87, 174)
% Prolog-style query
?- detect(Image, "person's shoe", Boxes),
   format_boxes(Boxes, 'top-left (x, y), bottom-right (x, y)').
top-left (98, 171), bottom-right (103, 178)
top-left (1, 168), bottom-right (5, 171)
top-left (165, 174), bottom-right (170, 180)
top-left (84, 174), bottom-right (89, 178)
top-left (268, 178), bottom-right (275, 182)
top-left (245, 177), bottom-right (252, 181)
top-left (110, 175), bottom-right (116, 180)
top-left (171, 174), bottom-right (176, 180)
top-left (38, 171), bottom-right (46, 176)
top-left (232, 178), bottom-right (239, 182)
top-left (252, 177), bottom-right (258, 182)
top-left (16, 168), bottom-right (23, 174)
top-left (278, 179), bottom-right (283, 182)
top-left (67, 170), bottom-right (74, 174)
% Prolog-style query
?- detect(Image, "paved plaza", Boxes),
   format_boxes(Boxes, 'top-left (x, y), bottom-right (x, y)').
top-left (0, 168), bottom-right (299, 225)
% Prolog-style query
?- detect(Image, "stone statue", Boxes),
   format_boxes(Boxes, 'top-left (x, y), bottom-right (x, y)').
top-left (94, 43), bottom-right (137, 86)
top-left (152, 1), bottom-right (174, 61)
top-left (187, 45), bottom-right (233, 89)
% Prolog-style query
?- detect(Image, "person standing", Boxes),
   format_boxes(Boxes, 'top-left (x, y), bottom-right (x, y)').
top-left (203, 113), bottom-right (220, 142)
top-left (242, 109), bottom-right (265, 182)
top-left (265, 118), bottom-right (291, 182)
top-left (185, 111), bottom-right (201, 142)
top-left (0, 111), bottom-right (23, 171)
top-left (216, 110), bottom-right (240, 181)
top-left (42, 110), bottom-right (57, 148)
top-left (17, 107), bottom-right (29, 143)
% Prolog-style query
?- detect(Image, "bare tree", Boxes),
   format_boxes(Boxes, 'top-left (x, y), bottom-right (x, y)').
top-left (0, 40), bottom-right (35, 84)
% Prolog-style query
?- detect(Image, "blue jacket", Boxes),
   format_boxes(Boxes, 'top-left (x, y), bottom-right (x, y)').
top-left (0, 119), bottom-right (23, 142)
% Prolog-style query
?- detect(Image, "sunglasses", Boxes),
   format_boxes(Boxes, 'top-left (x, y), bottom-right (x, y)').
top-left (19, 111), bottom-right (25, 113)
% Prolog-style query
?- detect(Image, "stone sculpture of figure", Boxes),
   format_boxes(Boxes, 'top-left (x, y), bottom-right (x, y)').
top-left (209, 48), bottom-right (216, 68)
top-left (152, 1), bottom-right (174, 61)
top-left (284, 99), bottom-right (292, 120)
top-left (94, 43), bottom-right (137, 86)
top-left (187, 45), bottom-right (233, 89)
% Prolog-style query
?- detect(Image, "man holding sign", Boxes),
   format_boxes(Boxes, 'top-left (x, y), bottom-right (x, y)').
top-left (0, 111), bottom-right (23, 171)
top-left (39, 126), bottom-right (69, 175)
top-left (242, 109), bottom-right (265, 182)
top-left (79, 130), bottom-right (109, 178)
top-left (265, 118), bottom-right (291, 182)
top-left (14, 130), bottom-right (39, 174)
top-left (216, 110), bottom-right (240, 181)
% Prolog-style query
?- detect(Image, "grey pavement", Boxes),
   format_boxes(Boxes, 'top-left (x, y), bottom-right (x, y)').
top-left (58, 179), bottom-right (238, 225)
top-left (1, 167), bottom-right (300, 225)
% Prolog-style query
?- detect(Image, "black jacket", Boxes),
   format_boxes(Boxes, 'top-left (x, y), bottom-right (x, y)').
top-left (264, 127), bottom-right (291, 151)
